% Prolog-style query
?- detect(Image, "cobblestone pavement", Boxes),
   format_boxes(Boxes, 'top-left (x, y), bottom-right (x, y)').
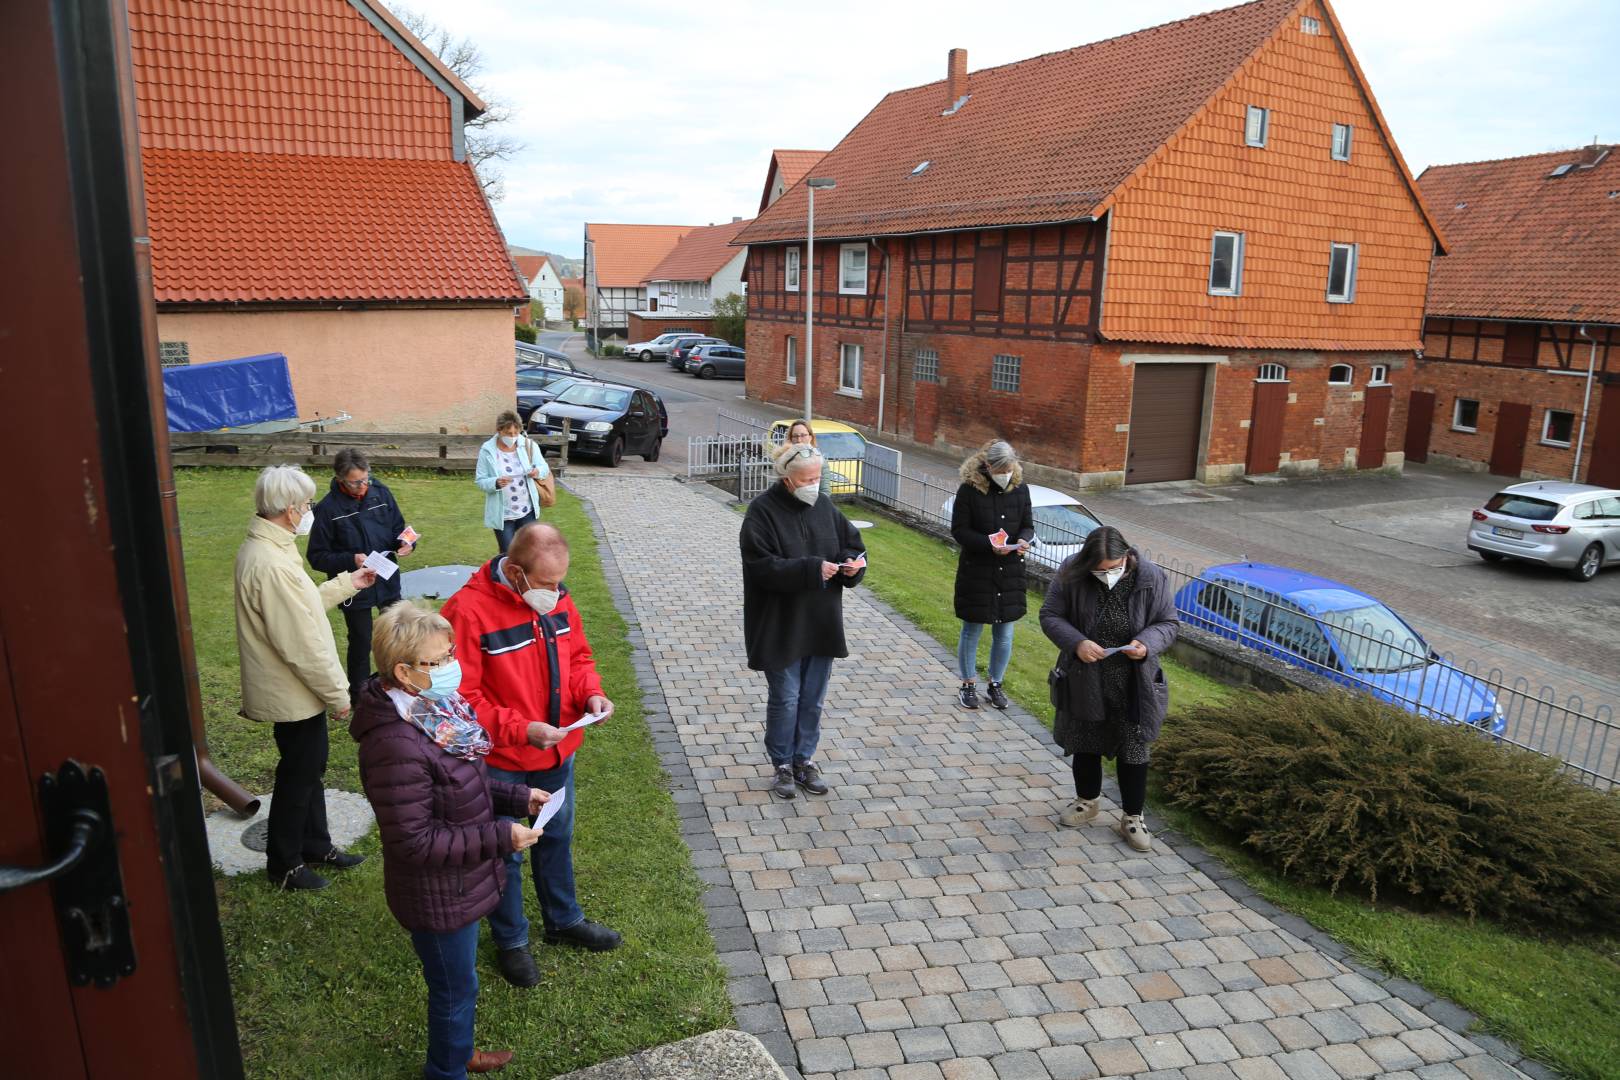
top-left (572, 475), bottom-right (1537, 1080)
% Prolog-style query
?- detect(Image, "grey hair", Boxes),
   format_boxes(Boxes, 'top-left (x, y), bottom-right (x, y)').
top-left (333, 447), bottom-right (369, 476)
top-left (776, 444), bottom-right (824, 477)
top-left (984, 440), bottom-right (1018, 469)
top-left (254, 465), bottom-right (316, 518)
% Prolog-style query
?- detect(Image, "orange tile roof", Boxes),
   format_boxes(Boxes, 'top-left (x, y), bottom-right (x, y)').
top-left (739, 0), bottom-right (1308, 244)
top-left (645, 220), bottom-right (752, 282)
top-left (586, 224), bottom-right (696, 287)
top-left (143, 149), bottom-right (527, 303)
top-left (1418, 146), bottom-right (1620, 325)
top-left (513, 256), bottom-right (553, 284)
top-left (759, 149), bottom-right (827, 211)
top-left (562, 277), bottom-right (585, 294)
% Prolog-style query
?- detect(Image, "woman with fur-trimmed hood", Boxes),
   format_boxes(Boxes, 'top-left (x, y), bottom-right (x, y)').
top-left (949, 440), bottom-right (1035, 711)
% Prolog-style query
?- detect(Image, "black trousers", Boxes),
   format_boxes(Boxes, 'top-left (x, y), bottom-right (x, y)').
top-left (342, 602), bottom-right (375, 700)
top-left (1073, 752), bottom-right (1148, 816)
top-left (267, 712), bottom-right (333, 877)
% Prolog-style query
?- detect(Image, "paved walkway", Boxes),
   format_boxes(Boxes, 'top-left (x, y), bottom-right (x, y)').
top-left (573, 475), bottom-right (1534, 1080)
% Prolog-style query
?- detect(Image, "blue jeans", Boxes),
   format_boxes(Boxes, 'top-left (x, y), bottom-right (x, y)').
top-left (958, 621), bottom-right (1015, 683)
top-left (764, 655), bottom-right (834, 768)
top-left (409, 919), bottom-right (480, 1080)
top-left (494, 510), bottom-right (536, 554)
top-left (486, 758), bottom-right (582, 947)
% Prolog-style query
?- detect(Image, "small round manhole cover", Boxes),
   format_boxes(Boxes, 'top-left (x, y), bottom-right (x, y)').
top-left (850, 520), bottom-right (875, 529)
top-left (240, 818), bottom-right (270, 853)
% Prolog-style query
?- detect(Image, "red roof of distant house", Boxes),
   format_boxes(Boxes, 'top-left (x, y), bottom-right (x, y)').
top-left (646, 220), bottom-right (752, 282)
top-left (562, 276), bottom-right (584, 294)
top-left (740, 0), bottom-right (1436, 245)
top-left (759, 149), bottom-right (826, 212)
top-left (1418, 146), bottom-right (1620, 325)
top-left (513, 256), bottom-right (554, 285)
top-left (586, 224), bottom-right (696, 287)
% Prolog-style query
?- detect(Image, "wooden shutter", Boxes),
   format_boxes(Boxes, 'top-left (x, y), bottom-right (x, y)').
top-left (973, 243), bottom-right (1004, 313)
top-left (1503, 323), bottom-right (1538, 367)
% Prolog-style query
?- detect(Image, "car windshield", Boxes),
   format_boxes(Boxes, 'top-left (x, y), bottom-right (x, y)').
top-left (1031, 504), bottom-right (1101, 547)
top-left (817, 433), bottom-right (866, 460)
top-left (553, 384), bottom-right (631, 411)
top-left (515, 368), bottom-right (563, 389)
top-left (1317, 604), bottom-right (1426, 673)
top-left (1484, 493), bottom-right (1560, 521)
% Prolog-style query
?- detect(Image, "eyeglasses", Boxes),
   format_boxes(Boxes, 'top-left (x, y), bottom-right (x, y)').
top-left (786, 446), bottom-right (820, 461)
top-left (415, 645), bottom-right (457, 671)
top-left (339, 473), bottom-right (371, 491)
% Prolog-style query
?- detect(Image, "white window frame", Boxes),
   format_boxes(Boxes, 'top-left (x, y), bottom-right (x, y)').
top-left (1300, 15), bottom-right (1321, 33)
top-left (838, 343), bottom-right (863, 395)
top-left (1209, 231), bottom-right (1244, 296)
top-left (785, 247), bottom-right (800, 292)
top-left (1328, 364), bottom-right (1353, 386)
top-left (1368, 363), bottom-right (1389, 385)
top-left (1542, 409), bottom-right (1575, 448)
top-left (785, 335), bottom-right (797, 384)
top-left (1245, 105), bottom-right (1270, 148)
top-left (1256, 363), bottom-right (1288, 383)
top-left (990, 354), bottom-right (1021, 394)
top-left (1452, 397), bottom-right (1479, 433)
top-left (1331, 123), bottom-right (1353, 162)
top-left (1327, 242), bottom-right (1359, 303)
top-left (839, 243), bottom-right (868, 295)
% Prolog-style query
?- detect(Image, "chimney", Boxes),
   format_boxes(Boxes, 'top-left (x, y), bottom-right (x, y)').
top-left (946, 48), bottom-right (968, 111)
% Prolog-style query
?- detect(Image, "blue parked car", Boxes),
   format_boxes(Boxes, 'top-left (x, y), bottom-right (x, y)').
top-left (1174, 563), bottom-right (1504, 734)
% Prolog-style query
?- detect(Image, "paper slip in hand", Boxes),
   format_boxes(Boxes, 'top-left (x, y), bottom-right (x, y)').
top-left (532, 786), bottom-right (568, 831)
top-left (989, 529), bottom-right (1009, 547)
top-left (842, 553), bottom-right (867, 569)
top-left (361, 550), bottom-right (399, 580)
top-left (558, 712), bottom-right (607, 735)
top-left (399, 525), bottom-right (420, 544)
top-left (1098, 646), bottom-right (1133, 657)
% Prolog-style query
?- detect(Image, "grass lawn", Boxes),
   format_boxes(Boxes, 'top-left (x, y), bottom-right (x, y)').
top-left (178, 468), bottom-right (730, 1078)
top-left (845, 504), bottom-right (1620, 1080)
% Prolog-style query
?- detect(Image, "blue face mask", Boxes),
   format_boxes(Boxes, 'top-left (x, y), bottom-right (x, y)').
top-left (414, 658), bottom-right (462, 702)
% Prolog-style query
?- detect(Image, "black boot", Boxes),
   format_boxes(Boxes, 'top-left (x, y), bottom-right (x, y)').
top-left (496, 946), bottom-right (541, 988)
top-left (544, 920), bottom-right (622, 952)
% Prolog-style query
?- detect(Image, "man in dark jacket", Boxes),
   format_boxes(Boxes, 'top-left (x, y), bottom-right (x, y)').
top-left (306, 448), bottom-right (414, 699)
top-left (740, 445), bottom-right (866, 801)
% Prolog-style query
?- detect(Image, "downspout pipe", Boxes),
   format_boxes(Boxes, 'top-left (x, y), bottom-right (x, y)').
top-left (875, 238), bottom-right (890, 433)
top-left (1573, 324), bottom-right (1599, 483)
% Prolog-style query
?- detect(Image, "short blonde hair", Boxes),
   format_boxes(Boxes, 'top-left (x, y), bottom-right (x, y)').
top-left (373, 602), bottom-right (452, 687)
top-left (254, 465), bottom-right (317, 518)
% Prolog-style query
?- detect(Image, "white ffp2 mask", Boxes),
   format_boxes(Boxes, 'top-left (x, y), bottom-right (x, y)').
top-left (1092, 567), bottom-right (1125, 589)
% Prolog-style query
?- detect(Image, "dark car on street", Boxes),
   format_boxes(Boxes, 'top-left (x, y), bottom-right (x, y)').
top-left (515, 369), bottom-right (596, 424)
top-left (515, 341), bottom-right (577, 370)
top-left (526, 380), bottom-right (668, 467)
top-left (667, 336), bottom-right (724, 370)
top-left (685, 343), bottom-right (747, 379)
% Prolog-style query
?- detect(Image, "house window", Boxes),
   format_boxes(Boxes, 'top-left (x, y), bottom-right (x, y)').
top-left (1327, 242), bottom-right (1358, 302)
top-left (973, 243), bottom-right (1005, 313)
top-left (159, 341), bottom-right (190, 367)
top-left (839, 343), bottom-right (863, 394)
top-left (1328, 364), bottom-right (1353, 385)
top-left (1244, 105), bottom-right (1270, 147)
top-left (1257, 363), bottom-right (1288, 382)
top-left (1369, 364), bottom-right (1389, 385)
top-left (1301, 15), bottom-right (1321, 33)
top-left (914, 348), bottom-right (940, 384)
top-left (1542, 409), bottom-right (1575, 447)
top-left (991, 354), bottom-right (1022, 393)
top-left (1331, 123), bottom-right (1353, 161)
top-left (839, 244), bottom-right (868, 295)
top-left (786, 335), bottom-right (797, 384)
top-left (1209, 231), bottom-right (1244, 295)
top-left (1453, 398), bottom-right (1479, 432)
top-left (785, 247), bottom-right (800, 292)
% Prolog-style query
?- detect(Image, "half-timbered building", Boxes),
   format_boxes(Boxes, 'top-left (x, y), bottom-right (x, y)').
top-left (735, 0), bottom-right (1444, 487)
top-left (1409, 146), bottom-right (1619, 486)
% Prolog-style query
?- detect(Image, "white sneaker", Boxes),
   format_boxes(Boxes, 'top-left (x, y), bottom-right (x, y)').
top-left (1057, 797), bottom-right (1099, 828)
top-left (1116, 813), bottom-right (1152, 852)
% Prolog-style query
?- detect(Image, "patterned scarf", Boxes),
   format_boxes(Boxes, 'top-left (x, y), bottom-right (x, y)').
top-left (402, 691), bottom-right (491, 762)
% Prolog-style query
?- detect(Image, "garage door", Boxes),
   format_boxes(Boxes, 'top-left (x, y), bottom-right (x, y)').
top-left (1127, 364), bottom-right (1207, 485)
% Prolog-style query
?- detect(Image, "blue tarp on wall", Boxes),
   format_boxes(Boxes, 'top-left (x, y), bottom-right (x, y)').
top-left (163, 352), bottom-right (298, 432)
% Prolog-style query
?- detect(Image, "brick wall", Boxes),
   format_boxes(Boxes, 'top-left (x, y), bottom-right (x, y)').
top-left (1413, 358), bottom-right (1608, 480)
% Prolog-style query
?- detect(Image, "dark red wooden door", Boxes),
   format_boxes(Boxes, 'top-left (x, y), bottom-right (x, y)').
top-left (1490, 401), bottom-right (1532, 477)
top-left (1404, 390), bottom-right (1435, 464)
top-left (1587, 388), bottom-right (1620, 488)
top-left (1246, 381), bottom-right (1288, 475)
top-left (1359, 385), bottom-right (1392, 469)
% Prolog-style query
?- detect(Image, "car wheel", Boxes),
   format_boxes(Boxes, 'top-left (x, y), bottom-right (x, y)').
top-left (604, 437), bottom-right (623, 468)
top-left (640, 350), bottom-right (652, 361)
top-left (698, 365), bottom-right (715, 379)
top-left (1478, 551), bottom-right (1504, 563)
top-left (644, 437), bottom-right (662, 462)
top-left (1570, 543), bottom-right (1602, 582)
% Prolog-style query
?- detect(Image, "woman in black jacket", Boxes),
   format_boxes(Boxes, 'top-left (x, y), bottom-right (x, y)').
top-left (307, 448), bottom-right (416, 700)
top-left (950, 441), bottom-right (1034, 711)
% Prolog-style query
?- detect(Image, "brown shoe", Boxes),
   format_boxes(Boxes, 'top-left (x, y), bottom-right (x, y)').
top-left (468, 1049), bottom-right (514, 1073)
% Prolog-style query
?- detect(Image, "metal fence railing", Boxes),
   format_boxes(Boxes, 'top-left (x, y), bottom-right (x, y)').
top-left (717, 407), bottom-right (768, 437)
top-left (687, 433), bottom-right (768, 478)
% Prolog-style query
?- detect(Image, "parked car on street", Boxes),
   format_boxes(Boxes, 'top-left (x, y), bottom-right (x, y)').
top-left (685, 344), bottom-right (747, 379)
top-left (1175, 562), bottom-right (1504, 733)
top-left (668, 336), bottom-right (725, 370)
top-left (527, 380), bottom-right (668, 467)
top-left (1467, 481), bottom-right (1620, 582)
top-left (515, 341), bottom-right (577, 370)
top-left (766, 418), bottom-right (866, 494)
top-left (625, 330), bottom-right (697, 361)
top-left (515, 369), bottom-right (596, 423)
top-left (941, 484), bottom-right (1103, 570)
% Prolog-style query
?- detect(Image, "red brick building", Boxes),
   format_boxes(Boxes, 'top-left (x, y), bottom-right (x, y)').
top-left (1410, 146), bottom-right (1619, 486)
top-left (734, 0), bottom-right (1443, 487)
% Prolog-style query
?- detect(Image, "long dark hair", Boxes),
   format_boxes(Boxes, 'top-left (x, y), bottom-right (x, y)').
top-left (1058, 525), bottom-right (1131, 587)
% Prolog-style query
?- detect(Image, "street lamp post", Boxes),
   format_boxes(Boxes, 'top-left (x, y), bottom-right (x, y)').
top-left (804, 177), bottom-right (835, 421)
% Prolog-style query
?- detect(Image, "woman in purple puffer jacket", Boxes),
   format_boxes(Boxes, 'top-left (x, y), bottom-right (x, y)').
top-left (352, 602), bottom-right (548, 1080)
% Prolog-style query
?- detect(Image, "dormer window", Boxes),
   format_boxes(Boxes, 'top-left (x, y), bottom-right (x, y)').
top-left (911, 161), bottom-right (932, 176)
top-left (1245, 106), bottom-right (1269, 148)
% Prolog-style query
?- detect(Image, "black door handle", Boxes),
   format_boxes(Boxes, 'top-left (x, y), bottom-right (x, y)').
top-left (0, 808), bottom-right (101, 893)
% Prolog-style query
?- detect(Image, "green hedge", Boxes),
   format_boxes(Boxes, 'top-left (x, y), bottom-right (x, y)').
top-left (514, 323), bottom-right (537, 343)
top-left (1156, 691), bottom-right (1620, 934)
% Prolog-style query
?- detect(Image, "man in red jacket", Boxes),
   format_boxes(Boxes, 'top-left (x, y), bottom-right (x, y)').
top-left (440, 522), bottom-right (621, 987)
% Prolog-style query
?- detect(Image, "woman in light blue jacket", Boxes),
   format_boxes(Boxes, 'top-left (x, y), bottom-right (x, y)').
top-left (476, 411), bottom-right (551, 553)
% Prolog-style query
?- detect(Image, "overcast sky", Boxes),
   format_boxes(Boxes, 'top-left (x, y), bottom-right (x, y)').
top-left (398, 0), bottom-right (1620, 256)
